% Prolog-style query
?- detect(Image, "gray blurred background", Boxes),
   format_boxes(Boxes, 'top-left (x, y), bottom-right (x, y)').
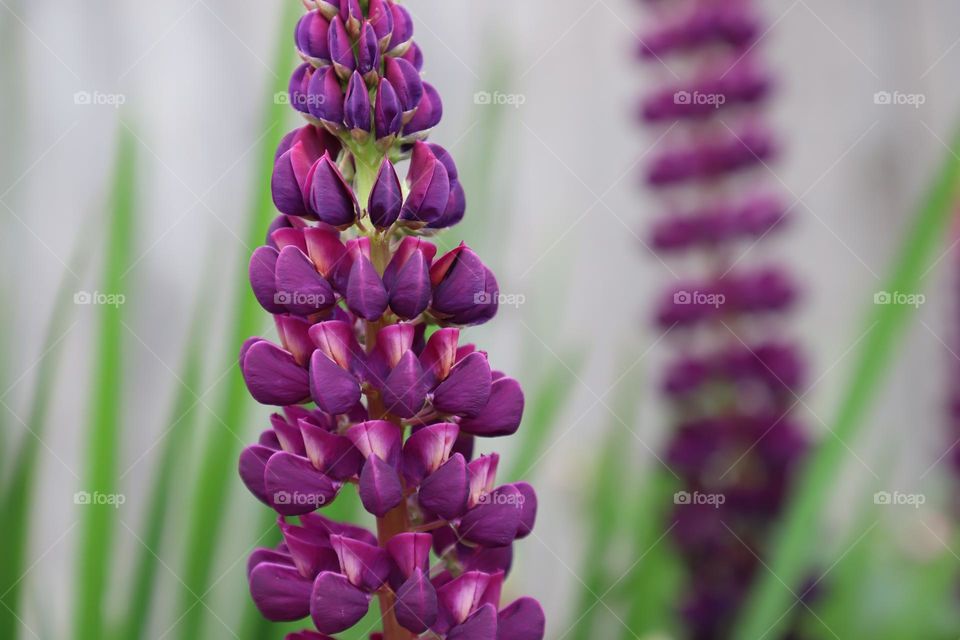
top-left (4, 0), bottom-right (960, 636)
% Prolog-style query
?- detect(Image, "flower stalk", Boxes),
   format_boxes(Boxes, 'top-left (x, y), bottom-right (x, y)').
top-left (236, 2), bottom-right (545, 639)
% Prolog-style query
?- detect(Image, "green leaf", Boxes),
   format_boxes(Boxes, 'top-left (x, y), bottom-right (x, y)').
top-left (73, 127), bottom-right (138, 640)
top-left (505, 350), bottom-right (583, 483)
top-left (173, 5), bottom-right (302, 639)
top-left (733, 124), bottom-right (960, 639)
top-left (114, 283), bottom-right (214, 640)
top-left (0, 232), bottom-right (92, 640)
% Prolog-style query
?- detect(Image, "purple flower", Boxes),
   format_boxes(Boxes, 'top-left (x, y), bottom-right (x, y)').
top-left (238, 3), bottom-right (543, 638)
top-left (637, 1), bottom-right (811, 637)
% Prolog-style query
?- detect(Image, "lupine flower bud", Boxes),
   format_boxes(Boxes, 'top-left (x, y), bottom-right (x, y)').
top-left (240, 3), bottom-right (544, 637)
top-left (374, 78), bottom-right (403, 141)
top-left (367, 159), bottom-right (403, 228)
top-left (295, 11), bottom-right (331, 63)
top-left (327, 16), bottom-right (355, 78)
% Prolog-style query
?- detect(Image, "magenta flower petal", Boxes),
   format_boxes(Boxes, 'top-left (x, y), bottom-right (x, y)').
top-left (242, 340), bottom-right (310, 406)
top-left (272, 145), bottom-right (313, 218)
top-left (402, 422), bottom-right (459, 484)
top-left (295, 11), bottom-right (331, 62)
top-left (248, 547), bottom-right (293, 578)
top-left (419, 327), bottom-right (460, 384)
top-left (358, 455), bottom-right (403, 517)
top-left (308, 320), bottom-right (360, 370)
top-left (395, 568), bottom-right (438, 633)
top-left (356, 23), bottom-right (380, 78)
top-left (387, 2), bottom-right (414, 53)
top-left (368, 158), bottom-right (403, 228)
top-left (307, 66), bottom-right (344, 125)
top-left (250, 246), bottom-right (284, 314)
top-left (401, 143), bottom-right (450, 225)
top-left (278, 520), bottom-right (340, 579)
top-left (308, 153), bottom-right (359, 227)
top-left (249, 562), bottom-right (313, 621)
top-left (275, 246), bottom-right (335, 315)
top-left (310, 571), bottom-right (371, 634)
top-left (433, 351), bottom-right (493, 417)
top-left (309, 350), bottom-right (360, 415)
top-left (459, 377), bottom-right (524, 437)
top-left (497, 598), bottom-right (546, 640)
top-left (381, 350), bottom-right (429, 418)
top-left (239, 444), bottom-right (276, 505)
top-left (345, 252), bottom-right (388, 320)
top-left (275, 316), bottom-right (315, 367)
top-left (270, 412), bottom-right (307, 455)
top-left (437, 571), bottom-right (491, 627)
top-left (303, 227), bottom-right (350, 291)
top-left (417, 453), bottom-right (469, 520)
top-left (264, 452), bottom-right (339, 516)
top-left (367, 0), bottom-right (394, 44)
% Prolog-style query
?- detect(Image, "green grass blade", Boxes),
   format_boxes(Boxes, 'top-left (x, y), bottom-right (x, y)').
top-left (115, 284), bottom-right (214, 640)
top-left (505, 350), bottom-right (583, 483)
top-left (174, 5), bottom-right (301, 639)
top-left (0, 235), bottom-right (92, 640)
top-left (734, 124), bottom-right (960, 639)
top-left (73, 128), bottom-right (138, 640)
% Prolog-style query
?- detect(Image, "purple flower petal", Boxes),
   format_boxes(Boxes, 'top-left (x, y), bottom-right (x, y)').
top-left (278, 520), bottom-right (340, 579)
top-left (358, 455), bottom-right (404, 517)
top-left (419, 327), bottom-right (460, 384)
top-left (459, 377), bottom-right (524, 437)
top-left (417, 453), bottom-right (469, 520)
top-left (356, 23), bottom-right (380, 77)
top-left (437, 571), bottom-right (491, 627)
top-left (249, 246), bottom-right (284, 314)
top-left (387, 2), bottom-right (413, 53)
top-left (402, 422), bottom-right (459, 485)
top-left (386, 532), bottom-right (432, 580)
top-left (310, 571), bottom-right (371, 634)
top-left (309, 350), bottom-right (361, 415)
top-left (367, 0), bottom-right (394, 44)
top-left (375, 78), bottom-right (403, 140)
top-left (239, 444), bottom-right (276, 505)
top-left (432, 352), bottom-right (493, 417)
top-left (368, 158), bottom-right (403, 228)
top-left (295, 11), bottom-right (330, 62)
top-left (307, 66), bottom-right (345, 125)
top-left (274, 316), bottom-right (315, 367)
top-left (307, 153), bottom-right (359, 227)
top-left (401, 143), bottom-right (450, 225)
top-left (344, 71), bottom-right (371, 133)
top-left (327, 16), bottom-right (355, 78)
top-left (275, 246), bottom-right (335, 315)
top-left (448, 603), bottom-right (498, 640)
top-left (248, 546), bottom-right (293, 578)
top-left (249, 561), bottom-right (313, 621)
top-left (381, 350), bottom-right (429, 418)
top-left (404, 82), bottom-right (443, 136)
top-left (497, 597), bottom-right (546, 640)
top-left (394, 568), bottom-right (438, 633)
top-left (264, 452), bottom-right (339, 516)
top-left (330, 534), bottom-right (391, 591)
top-left (345, 420), bottom-right (402, 466)
top-left (388, 243), bottom-right (431, 319)
top-left (299, 420), bottom-right (362, 481)
top-left (269, 412), bottom-right (307, 455)
top-left (345, 252), bottom-right (388, 320)
top-left (272, 143), bottom-right (313, 218)
top-left (303, 227), bottom-right (350, 292)
top-left (458, 485), bottom-right (524, 547)
top-left (242, 340), bottom-right (310, 406)
top-left (512, 482), bottom-right (538, 539)
top-left (384, 56), bottom-right (424, 114)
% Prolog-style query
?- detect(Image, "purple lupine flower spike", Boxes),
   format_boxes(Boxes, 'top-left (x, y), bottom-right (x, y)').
top-left (239, 3), bottom-right (544, 638)
top-left (637, 1), bottom-right (811, 637)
